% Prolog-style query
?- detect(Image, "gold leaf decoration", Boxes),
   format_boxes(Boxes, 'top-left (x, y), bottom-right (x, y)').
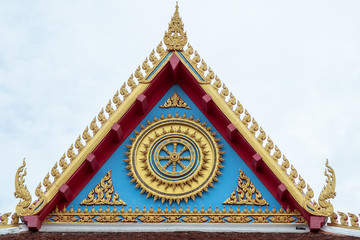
top-left (159, 91), bottom-right (191, 109)
top-left (304, 184), bottom-right (314, 201)
top-left (205, 67), bottom-right (214, 83)
top-left (90, 117), bottom-right (99, 135)
top-left (14, 159), bottom-right (32, 216)
top-left (316, 159), bottom-right (336, 216)
top-left (142, 58), bottom-right (152, 77)
top-left (303, 159), bottom-right (336, 217)
top-left (297, 175), bottom-right (306, 193)
top-left (264, 136), bottom-right (274, 153)
top-left (227, 93), bottom-right (236, 109)
top-left (191, 51), bottom-right (201, 67)
top-left (271, 146), bottom-right (281, 163)
top-left (220, 83), bottom-right (229, 99)
top-left (256, 127), bottom-right (266, 145)
top-left (46, 205), bottom-right (305, 224)
top-left (75, 135), bottom-right (84, 153)
top-left (223, 169), bottom-right (269, 206)
top-left (163, 3), bottom-right (187, 51)
top-left (134, 66), bottom-right (144, 83)
top-left (58, 153), bottom-right (68, 172)
top-left (82, 126), bottom-right (92, 144)
top-left (156, 41), bottom-right (166, 58)
top-left (249, 118), bottom-right (259, 135)
top-left (11, 213), bottom-right (19, 225)
top-left (183, 43), bottom-right (194, 60)
top-left (127, 74), bottom-right (137, 91)
top-left (43, 173), bottom-right (52, 192)
top-left (112, 91), bottom-right (122, 109)
top-left (120, 82), bottom-right (129, 98)
top-left (288, 165), bottom-right (298, 183)
top-left (80, 170), bottom-right (126, 206)
top-left (198, 59), bottom-right (207, 77)
top-left (67, 144), bottom-right (76, 162)
top-left (242, 110), bottom-right (251, 127)
top-left (212, 76), bottom-right (222, 91)
top-left (149, 49), bottom-right (159, 67)
top-left (348, 213), bottom-right (359, 227)
top-left (280, 155), bottom-right (289, 172)
top-left (338, 211), bottom-right (348, 226)
top-left (97, 108), bottom-right (107, 126)
top-left (51, 163), bottom-right (60, 181)
top-left (0, 213), bottom-right (11, 225)
top-left (105, 100), bottom-right (115, 116)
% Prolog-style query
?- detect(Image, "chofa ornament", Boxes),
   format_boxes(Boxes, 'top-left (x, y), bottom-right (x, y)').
top-left (163, 2), bottom-right (188, 51)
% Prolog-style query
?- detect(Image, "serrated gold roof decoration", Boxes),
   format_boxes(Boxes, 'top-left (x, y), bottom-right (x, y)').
top-left (163, 2), bottom-right (188, 51)
top-left (178, 44), bottom-right (337, 217)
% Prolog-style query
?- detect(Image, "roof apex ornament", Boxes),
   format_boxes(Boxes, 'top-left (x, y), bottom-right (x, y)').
top-left (163, 2), bottom-right (188, 51)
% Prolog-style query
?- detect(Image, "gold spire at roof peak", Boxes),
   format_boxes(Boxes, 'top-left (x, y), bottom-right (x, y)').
top-left (163, 2), bottom-right (188, 51)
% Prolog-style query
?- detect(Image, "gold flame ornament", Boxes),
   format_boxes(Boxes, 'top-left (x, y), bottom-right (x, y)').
top-left (163, 3), bottom-right (188, 51)
top-left (14, 159), bottom-right (33, 216)
top-left (223, 169), bottom-right (269, 206)
top-left (303, 159), bottom-right (336, 217)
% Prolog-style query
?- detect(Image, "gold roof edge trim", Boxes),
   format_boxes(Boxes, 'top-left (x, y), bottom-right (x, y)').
top-left (44, 205), bottom-right (306, 224)
top-left (175, 45), bottom-right (336, 217)
top-left (13, 43), bottom-right (171, 217)
top-left (329, 211), bottom-right (360, 230)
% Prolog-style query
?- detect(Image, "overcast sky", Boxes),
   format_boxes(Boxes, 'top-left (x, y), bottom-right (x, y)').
top-left (0, 1), bottom-right (359, 220)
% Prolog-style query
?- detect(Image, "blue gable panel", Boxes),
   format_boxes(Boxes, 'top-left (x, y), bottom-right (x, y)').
top-left (67, 84), bottom-right (281, 213)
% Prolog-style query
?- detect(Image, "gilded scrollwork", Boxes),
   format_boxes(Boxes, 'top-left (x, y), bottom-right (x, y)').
top-left (45, 205), bottom-right (305, 225)
top-left (80, 170), bottom-right (126, 206)
top-left (223, 169), bottom-right (269, 206)
top-left (159, 91), bottom-right (191, 109)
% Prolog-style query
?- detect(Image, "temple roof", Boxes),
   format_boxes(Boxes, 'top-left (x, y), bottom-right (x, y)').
top-left (1, 3), bottom-right (359, 237)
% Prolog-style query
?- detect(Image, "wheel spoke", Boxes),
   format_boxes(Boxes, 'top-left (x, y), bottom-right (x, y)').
top-left (177, 161), bottom-right (187, 169)
top-left (158, 156), bottom-right (170, 160)
top-left (162, 146), bottom-right (172, 155)
top-left (172, 162), bottom-right (177, 173)
top-left (172, 142), bottom-right (177, 153)
top-left (178, 146), bottom-right (188, 155)
top-left (179, 156), bottom-right (191, 160)
top-left (163, 160), bottom-right (172, 169)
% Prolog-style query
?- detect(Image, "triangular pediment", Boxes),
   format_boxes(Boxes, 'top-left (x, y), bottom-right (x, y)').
top-left (13, 3), bottom-right (336, 233)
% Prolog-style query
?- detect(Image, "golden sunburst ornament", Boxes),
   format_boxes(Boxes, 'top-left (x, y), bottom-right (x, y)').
top-left (124, 113), bottom-right (224, 204)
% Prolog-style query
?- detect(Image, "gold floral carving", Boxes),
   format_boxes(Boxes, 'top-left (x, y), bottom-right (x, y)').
top-left (223, 169), bottom-right (269, 206)
top-left (80, 170), bottom-right (126, 206)
top-left (45, 205), bottom-right (305, 225)
top-left (124, 113), bottom-right (224, 204)
top-left (163, 3), bottom-right (187, 51)
top-left (159, 91), bottom-right (191, 109)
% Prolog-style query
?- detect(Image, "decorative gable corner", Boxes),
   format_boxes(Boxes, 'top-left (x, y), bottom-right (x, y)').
top-left (80, 170), bottom-right (126, 206)
top-left (223, 169), bottom-right (269, 206)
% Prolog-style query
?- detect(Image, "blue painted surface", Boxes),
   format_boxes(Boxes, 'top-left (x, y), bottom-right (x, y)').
top-left (67, 85), bottom-right (281, 213)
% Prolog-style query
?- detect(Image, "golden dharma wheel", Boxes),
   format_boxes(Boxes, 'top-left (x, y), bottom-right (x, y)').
top-left (125, 114), bottom-right (224, 204)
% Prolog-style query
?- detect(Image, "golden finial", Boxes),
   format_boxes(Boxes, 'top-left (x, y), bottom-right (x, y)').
top-left (163, 2), bottom-right (188, 51)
